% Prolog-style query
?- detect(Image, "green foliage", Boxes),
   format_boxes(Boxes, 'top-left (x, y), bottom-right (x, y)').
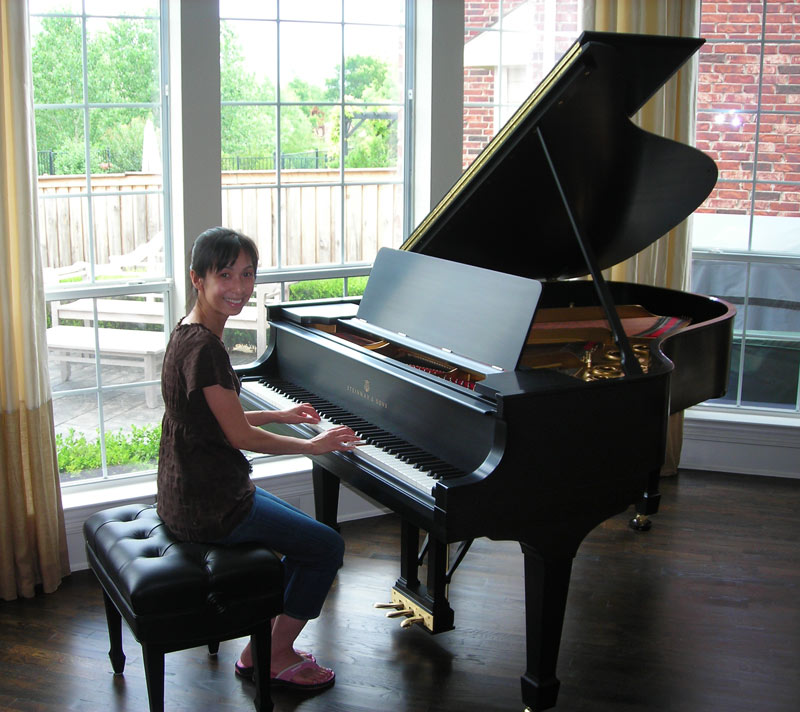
top-left (325, 55), bottom-right (398, 169)
top-left (289, 276), bottom-right (368, 301)
top-left (324, 55), bottom-right (392, 102)
top-left (32, 16), bottom-right (398, 174)
top-left (31, 16), bottom-right (83, 105)
top-left (32, 15), bottom-right (160, 174)
top-left (87, 17), bottom-right (160, 104)
top-left (223, 327), bottom-right (256, 351)
top-left (343, 106), bottom-right (398, 168)
top-left (220, 22), bottom-right (277, 161)
top-left (56, 424), bottom-right (161, 477)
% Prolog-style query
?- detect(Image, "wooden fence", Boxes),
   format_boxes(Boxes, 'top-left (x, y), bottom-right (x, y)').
top-left (37, 168), bottom-right (404, 274)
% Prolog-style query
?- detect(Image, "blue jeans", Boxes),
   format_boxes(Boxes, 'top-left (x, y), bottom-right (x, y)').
top-left (213, 486), bottom-right (344, 620)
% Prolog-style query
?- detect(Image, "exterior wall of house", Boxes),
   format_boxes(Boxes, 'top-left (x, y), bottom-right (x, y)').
top-left (462, 0), bottom-right (579, 170)
top-left (697, 1), bottom-right (800, 218)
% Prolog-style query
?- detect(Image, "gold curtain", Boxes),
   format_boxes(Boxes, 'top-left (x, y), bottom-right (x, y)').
top-left (0, 0), bottom-right (70, 600)
top-left (582, 0), bottom-right (701, 473)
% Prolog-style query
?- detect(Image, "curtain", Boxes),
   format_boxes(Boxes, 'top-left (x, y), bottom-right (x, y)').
top-left (0, 0), bottom-right (70, 600)
top-left (582, 0), bottom-right (702, 474)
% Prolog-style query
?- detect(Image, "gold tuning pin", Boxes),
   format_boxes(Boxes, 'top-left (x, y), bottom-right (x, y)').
top-left (400, 616), bottom-right (425, 628)
top-left (373, 601), bottom-right (404, 610)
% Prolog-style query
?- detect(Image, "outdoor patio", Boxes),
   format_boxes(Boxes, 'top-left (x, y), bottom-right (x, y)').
top-left (50, 342), bottom-right (258, 484)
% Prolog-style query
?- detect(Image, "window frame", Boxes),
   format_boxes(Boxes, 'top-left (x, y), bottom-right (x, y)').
top-left (692, 0), bottom-right (800, 416)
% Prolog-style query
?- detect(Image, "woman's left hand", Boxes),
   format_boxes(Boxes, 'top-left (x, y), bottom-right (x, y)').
top-left (279, 403), bottom-right (322, 425)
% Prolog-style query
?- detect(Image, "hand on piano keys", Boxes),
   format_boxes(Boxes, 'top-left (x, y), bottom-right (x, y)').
top-left (307, 422), bottom-right (364, 455)
top-left (270, 402), bottom-right (363, 454)
top-left (275, 402), bottom-right (325, 425)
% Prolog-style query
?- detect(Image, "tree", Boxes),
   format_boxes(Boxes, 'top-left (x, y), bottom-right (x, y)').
top-left (31, 15), bottom-right (160, 174)
top-left (31, 17), bottom-right (398, 175)
top-left (31, 16), bottom-right (85, 173)
top-left (220, 22), bottom-right (276, 166)
top-left (279, 78), bottom-right (329, 161)
top-left (324, 55), bottom-right (398, 169)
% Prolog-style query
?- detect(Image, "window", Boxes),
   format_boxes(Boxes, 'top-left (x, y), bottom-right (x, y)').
top-left (692, 0), bottom-right (800, 413)
top-left (462, 1), bottom-right (800, 418)
top-left (30, 0), bottom-right (171, 485)
top-left (218, 0), bottom-right (410, 365)
top-left (462, 0), bottom-right (582, 169)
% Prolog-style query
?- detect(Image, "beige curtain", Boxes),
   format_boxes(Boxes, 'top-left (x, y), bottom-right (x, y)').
top-left (1, 0), bottom-right (70, 600)
top-left (583, 0), bottom-right (701, 473)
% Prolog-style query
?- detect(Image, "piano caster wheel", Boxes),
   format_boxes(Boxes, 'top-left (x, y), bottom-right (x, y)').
top-left (629, 513), bottom-right (653, 531)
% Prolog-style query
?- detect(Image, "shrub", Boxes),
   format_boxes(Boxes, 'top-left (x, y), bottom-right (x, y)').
top-left (289, 276), bottom-right (368, 301)
top-left (56, 423), bottom-right (161, 477)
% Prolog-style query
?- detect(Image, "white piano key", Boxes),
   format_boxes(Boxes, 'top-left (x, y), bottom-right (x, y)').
top-left (242, 380), bottom-right (437, 495)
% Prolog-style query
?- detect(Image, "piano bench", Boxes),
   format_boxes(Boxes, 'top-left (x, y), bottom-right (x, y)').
top-left (83, 503), bottom-right (284, 712)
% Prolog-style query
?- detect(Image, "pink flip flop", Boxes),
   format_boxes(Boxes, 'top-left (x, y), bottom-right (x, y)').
top-left (234, 650), bottom-right (316, 681)
top-left (271, 658), bottom-right (335, 691)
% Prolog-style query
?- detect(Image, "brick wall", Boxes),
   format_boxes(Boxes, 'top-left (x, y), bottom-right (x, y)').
top-left (461, 1), bottom-right (798, 220)
top-left (463, 1), bottom-right (527, 168)
top-left (462, 0), bottom-right (580, 170)
top-left (696, 0), bottom-right (799, 218)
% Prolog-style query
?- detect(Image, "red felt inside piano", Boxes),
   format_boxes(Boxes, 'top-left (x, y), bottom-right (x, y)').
top-left (307, 304), bottom-right (690, 388)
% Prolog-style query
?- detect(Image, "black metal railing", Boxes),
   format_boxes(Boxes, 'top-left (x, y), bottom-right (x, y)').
top-left (221, 149), bottom-right (330, 171)
top-left (38, 148), bottom-right (332, 176)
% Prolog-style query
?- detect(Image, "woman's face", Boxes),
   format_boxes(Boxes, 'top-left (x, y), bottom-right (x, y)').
top-left (193, 249), bottom-right (255, 318)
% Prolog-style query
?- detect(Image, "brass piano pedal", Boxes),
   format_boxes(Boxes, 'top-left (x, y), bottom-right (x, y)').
top-left (373, 601), bottom-right (404, 611)
top-left (375, 590), bottom-right (435, 631)
top-left (400, 616), bottom-right (425, 629)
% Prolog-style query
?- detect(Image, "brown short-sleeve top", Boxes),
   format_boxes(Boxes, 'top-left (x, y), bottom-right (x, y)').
top-left (156, 322), bottom-right (254, 541)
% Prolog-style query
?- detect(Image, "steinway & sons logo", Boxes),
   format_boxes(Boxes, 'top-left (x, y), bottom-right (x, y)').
top-left (346, 379), bottom-right (388, 409)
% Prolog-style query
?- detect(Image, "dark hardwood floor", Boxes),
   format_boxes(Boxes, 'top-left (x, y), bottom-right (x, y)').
top-left (1, 469), bottom-right (798, 712)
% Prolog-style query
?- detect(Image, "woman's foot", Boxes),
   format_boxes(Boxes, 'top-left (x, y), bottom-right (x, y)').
top-left (234, 650), bottom-right (316, 681)
top-left (271, 658), bottom-right (335, 691)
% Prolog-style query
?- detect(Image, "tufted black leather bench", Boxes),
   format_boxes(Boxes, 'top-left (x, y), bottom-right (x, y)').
top-left (84, 503), bottom-right (284, 712)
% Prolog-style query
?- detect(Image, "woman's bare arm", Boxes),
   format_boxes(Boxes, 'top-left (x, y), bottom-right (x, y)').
top-left (203, 384), bottom-right (360, 455)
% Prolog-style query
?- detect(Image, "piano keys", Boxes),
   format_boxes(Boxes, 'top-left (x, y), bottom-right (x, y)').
top-left (237, 30), bottom-right (735, 712)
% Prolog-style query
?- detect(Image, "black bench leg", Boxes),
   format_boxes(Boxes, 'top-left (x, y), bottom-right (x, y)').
top-left (208, 641), bottom-right (220, 655)
top-left (101, 590), bottom-right (126, 674)
top-left (142, 643), bottom-right (166, 712)
top-left (250, 622), bottom-right (273, 712)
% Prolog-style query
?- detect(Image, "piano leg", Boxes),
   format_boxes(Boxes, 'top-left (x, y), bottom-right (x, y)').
top-left (425, 536), bottom-right (455, 632)
top-left (398, 520), bottom-right (421, 590)
top-left (520, 543), bottom-right (574, 712)
top-left (631, 466), bottom-right (661, 531)
top-left (312, 463), bottom-right (341, 531)
top-left (393, 523), bottom-right (455, 633)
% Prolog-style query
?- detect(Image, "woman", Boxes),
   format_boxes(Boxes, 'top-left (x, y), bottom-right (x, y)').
top-left (157, 227), bottom-right (360, 691)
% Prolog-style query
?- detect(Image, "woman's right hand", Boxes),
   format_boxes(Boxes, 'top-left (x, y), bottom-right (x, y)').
top-left (308, 425), bottom-right (362, 454)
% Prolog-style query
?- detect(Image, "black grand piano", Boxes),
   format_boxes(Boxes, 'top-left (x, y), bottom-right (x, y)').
top-left (237, 31), bottom-right (735, 712)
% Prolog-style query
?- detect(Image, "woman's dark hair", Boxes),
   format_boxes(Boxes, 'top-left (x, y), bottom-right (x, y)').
top-left (190, 226), bottom-right (259, 279)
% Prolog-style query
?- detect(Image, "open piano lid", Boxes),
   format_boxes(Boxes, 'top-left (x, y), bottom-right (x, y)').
top-left (401, 31), bottom-right (718, 281)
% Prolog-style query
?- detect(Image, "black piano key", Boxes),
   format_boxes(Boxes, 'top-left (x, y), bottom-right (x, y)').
top-left (254, 376), bottom-right (465, 481)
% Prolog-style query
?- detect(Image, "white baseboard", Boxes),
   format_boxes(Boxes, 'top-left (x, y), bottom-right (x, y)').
top-left (681, 409), bottom-right (800, 479)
